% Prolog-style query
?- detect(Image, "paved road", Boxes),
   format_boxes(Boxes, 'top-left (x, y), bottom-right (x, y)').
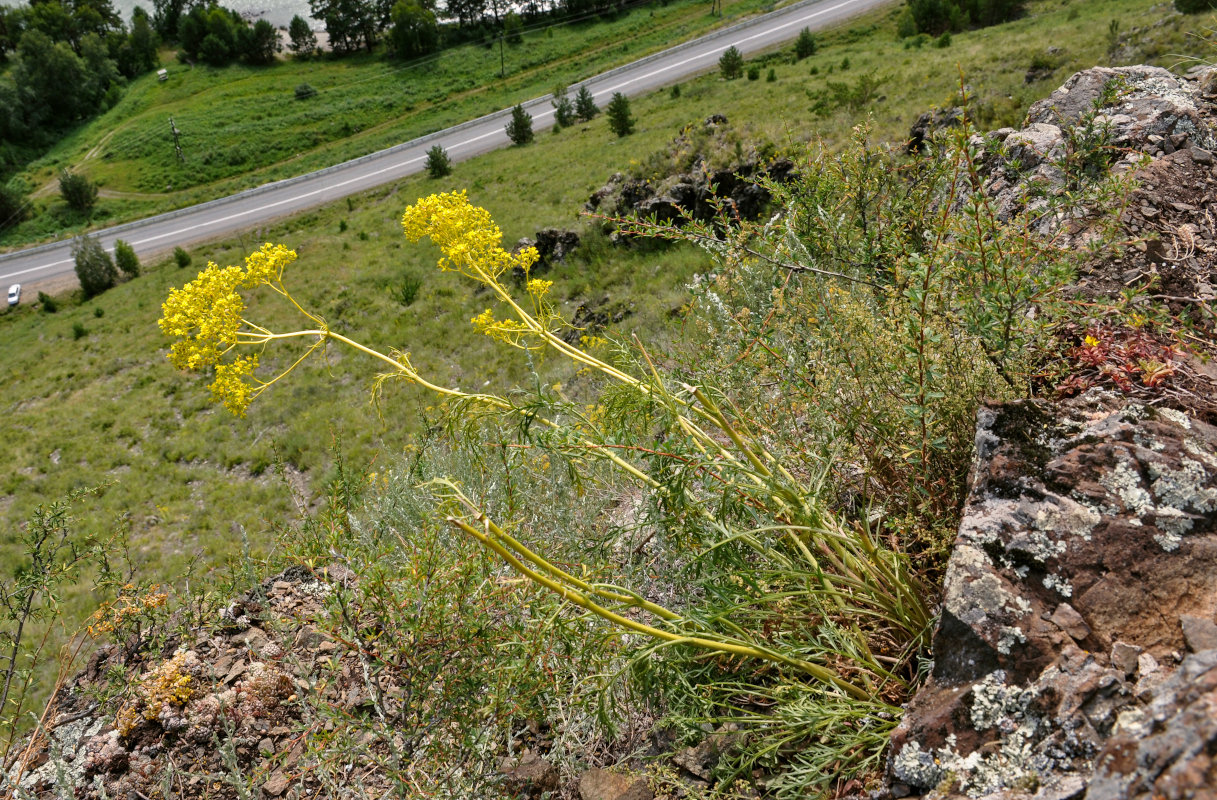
top-left (0, 0), bottom-right (892, 292)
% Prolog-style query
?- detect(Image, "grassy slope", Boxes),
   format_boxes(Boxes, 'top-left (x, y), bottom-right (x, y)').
top-left (1, 0), bottom-right (781, 247)
top-left (0, 0), bottom-right (1212, 624)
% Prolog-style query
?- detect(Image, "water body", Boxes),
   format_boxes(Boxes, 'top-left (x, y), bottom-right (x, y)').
top-left (0, 0), bottom-right (318, 29)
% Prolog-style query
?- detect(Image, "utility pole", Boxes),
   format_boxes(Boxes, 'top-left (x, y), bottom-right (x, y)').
top-left (499, 31), bottom-right (505, 78)
top-left (169, 117), bottom-right (184, 163)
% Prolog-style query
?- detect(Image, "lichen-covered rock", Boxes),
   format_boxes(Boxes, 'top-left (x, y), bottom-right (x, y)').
top-left (585, 115), bottom-right (796, 228)
top-left (888, 393), bottom-right (1217, 797)
top-left (1026, 66), bottom-right (1215, 151)
top-left (969, 65), bottom-right (1217, 237)
top-left (1086, 649), bottom-right (1217, 800)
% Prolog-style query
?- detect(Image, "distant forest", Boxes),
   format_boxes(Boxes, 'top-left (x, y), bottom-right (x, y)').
top-left (0, 0), bottom-right (662, 222)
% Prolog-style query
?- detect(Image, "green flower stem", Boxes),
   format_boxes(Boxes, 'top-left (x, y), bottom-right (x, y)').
top-left (445, 507), bottom-right (872, 702)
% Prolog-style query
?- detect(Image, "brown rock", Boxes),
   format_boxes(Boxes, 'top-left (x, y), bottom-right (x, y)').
top-left (1180, 614), bottom-right (1217, 653)
top-left (1111, 641), bottom-right (1143, 676)
top-left (888, 395), bottom-right (1217, 794)
top-left (672, 725), bottom-right (741, 781)
top-left (262, 771), bottom-right (290, 797)
top-left (501, 751), bottom-right (559, 797)
top-left (1051, 603), bottom-right (1092, 641)
top-left (579, 767), bottom-right (653, 800)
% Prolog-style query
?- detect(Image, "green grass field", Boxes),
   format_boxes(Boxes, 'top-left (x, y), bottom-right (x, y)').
top-left (1, 0), bottom-right (783, 247)
top-left (0, 0), bottom-right (1213, 715)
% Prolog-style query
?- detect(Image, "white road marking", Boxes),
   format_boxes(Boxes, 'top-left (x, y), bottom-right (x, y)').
top-left (0, 0), bottom-right (884, 286)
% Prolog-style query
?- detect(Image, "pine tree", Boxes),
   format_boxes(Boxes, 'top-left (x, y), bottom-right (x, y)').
top-left (606, 92), bottom-right (634, 138)
top-left (425, 145), bottom-right (452, 178)
top-left (574, 86), bottom-right (599, 121)
top-left (552, 85), bottom-right (575, 128)
top-left (794, 27), bottom-right (816, 60)
top-left (505, 104), bottom-right (533, 146)
top-left (718, 46), bottom-right (743, 80)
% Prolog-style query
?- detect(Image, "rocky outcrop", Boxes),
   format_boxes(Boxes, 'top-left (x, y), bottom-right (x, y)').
top-left (968, 65), bottom-right (1217, 238)
top-left (5, 567), bottom-right (356, 799)
top-left (887, 393), bottom-right (1217, 798)
top-left (907, 106), bottom-right (965, 153)
top-left (886, 63), bottom-right (1217, 800)
top-left (586, 115), bottom-right (796, 227)
top-left (513, 227), bottom-right (582, 280)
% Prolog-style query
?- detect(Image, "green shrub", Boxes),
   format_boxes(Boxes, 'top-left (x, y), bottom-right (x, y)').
top-left (114, 239), bottom-right (141, 278)
top-left (747, 66), bottom-right (760, 80)
top-left (0, 490), bottom-right (113, 749)
top-left (605, 92), bottom-right (635, 137)
top-left (936, 31), bottom-right (952, 47)
top-left (59, 170), bottom-right (98, 214)
top-left (72, 321), bottom-right (88, 339)
top-left (794, 27), bottom-right (817, 59)
top-left (72, 235), bottom-right (117, 298)
top-left (719, 45), bottom-right (743, 79)
top-left (397, 273), bottom-right (423, 305)
top-left (37, 292), bottom-right (58, 313)
top-left (173, 246), bottom-right (192, 269)
top-left (669, 83), bottom-right (681, 99)
top-left (505, 104), bottom-right (533, 146)
top-left (552, 85), bottom-right (575, 128)
top-left (294, 82), bottom-right (317, 100)
top-left (425, 144), bottom-right (452, 178)
top-left (93, 306), bottom-right (104, 318)
top-left (1174, 0), bottom-right (1217, 11)
top-left (811, 72), bottom-right (885, 115)
top-left (896, 8), bottom-right (919, 38)
top-left (766, 67), bottom-right (777, 82)
top-left (574, 85), bottom-right (599, 120)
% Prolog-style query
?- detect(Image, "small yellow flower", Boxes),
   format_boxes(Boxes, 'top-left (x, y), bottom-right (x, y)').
top-left (401, 191), bottom-right (538, 285)
top-left (526, 278), bottom-right (553, 298)
top-left (209, 356), bottom-right (259, 417)
top-left (471, 308), bottom-right (532, 346)
top-left (1083, 335), bottom-right (1101, 347)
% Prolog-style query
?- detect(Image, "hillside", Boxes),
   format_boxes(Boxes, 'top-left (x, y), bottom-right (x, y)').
top-left (0, 0), bottom-right (779, 248)
top-left (2, 0), bottom-right (1217, 796)
top-left (8, 54), bottom-right (1217, 799)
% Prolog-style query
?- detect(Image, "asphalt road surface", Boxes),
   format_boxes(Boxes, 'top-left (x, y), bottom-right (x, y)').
top-left (0, 0), bottom-right (893, 292)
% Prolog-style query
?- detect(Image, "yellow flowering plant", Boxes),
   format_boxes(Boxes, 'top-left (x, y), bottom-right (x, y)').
top-left (160, 190), bottom-right (929, 710)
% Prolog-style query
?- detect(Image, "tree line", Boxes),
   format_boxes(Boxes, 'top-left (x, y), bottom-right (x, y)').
top-left (0, 0), bottom-right (158, 154)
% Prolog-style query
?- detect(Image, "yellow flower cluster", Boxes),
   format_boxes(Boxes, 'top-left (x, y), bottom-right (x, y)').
top-left (210, 355), bottom-right (260, 417)
top-left (158, 243), bottom-right (296, 417)
top-left (115, 649), bottom-right (196, 737)
top-left (159, 263), bottom-right (248, 371)
top-left (471, 308), bottom-right (534, 347)
top-left (87, 584), bottom-right (168, 638)
top-left (401, 191), bottom-right (539, 284)
top-left (526, 278), bottom-right (553, 298)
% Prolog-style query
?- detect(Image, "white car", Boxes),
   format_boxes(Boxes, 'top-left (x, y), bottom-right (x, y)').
top-left (6, 284), bottom-right (18, 307)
